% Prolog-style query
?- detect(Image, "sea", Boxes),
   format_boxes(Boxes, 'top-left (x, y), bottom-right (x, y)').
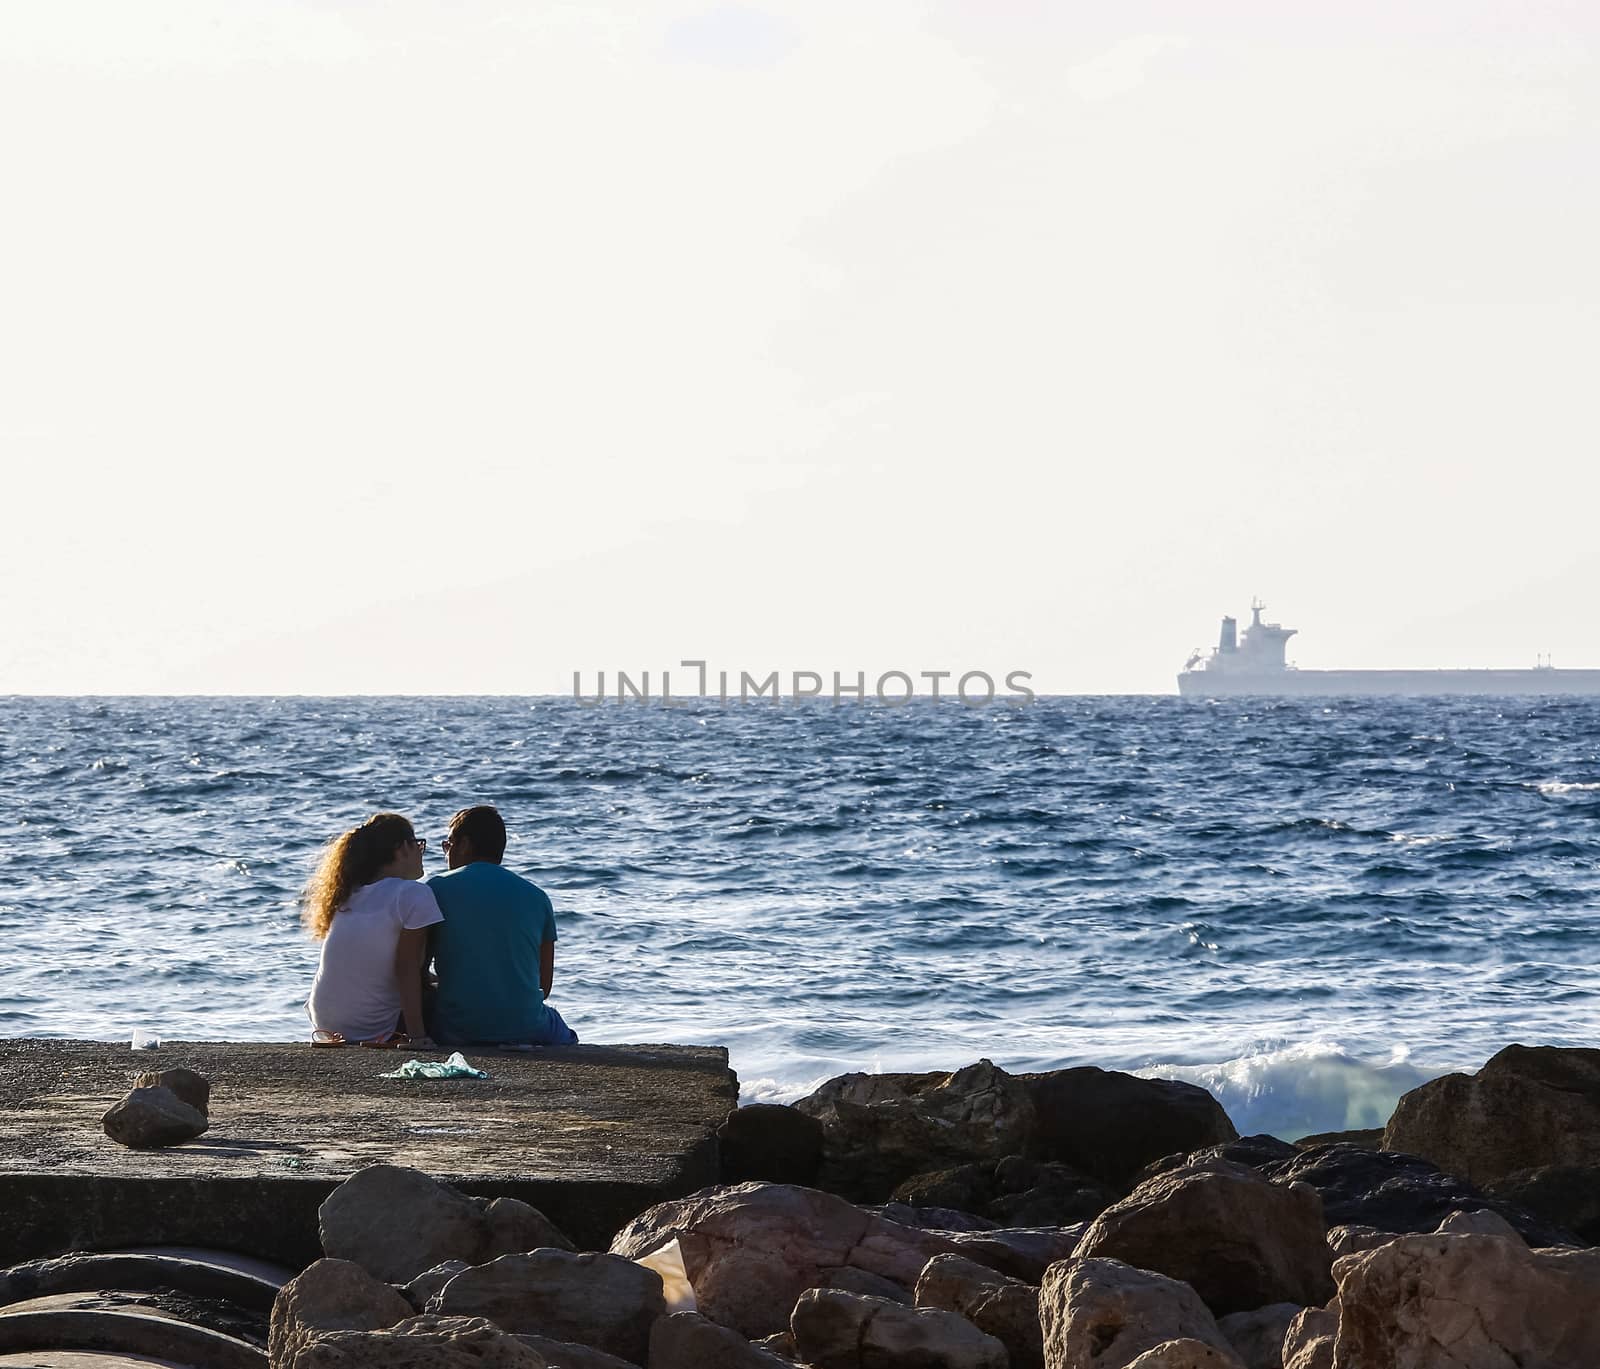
top-left (3, 694), bottom-right (1597, 1140)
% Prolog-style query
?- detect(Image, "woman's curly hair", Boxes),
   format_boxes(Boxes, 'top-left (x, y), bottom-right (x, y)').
top-left (301, 812), bottom-right (415, 939)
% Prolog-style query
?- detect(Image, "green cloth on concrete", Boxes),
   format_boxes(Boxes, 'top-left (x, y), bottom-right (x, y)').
top-left (379, 1051), bottom-right (488, 1080)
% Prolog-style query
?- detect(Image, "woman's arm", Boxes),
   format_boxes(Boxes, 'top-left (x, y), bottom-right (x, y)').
top-left (395, 926), bottom-right (434, 1044)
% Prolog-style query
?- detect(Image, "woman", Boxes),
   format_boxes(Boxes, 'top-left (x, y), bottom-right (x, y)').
top-left (304, 811), bottom-right (441, 1047)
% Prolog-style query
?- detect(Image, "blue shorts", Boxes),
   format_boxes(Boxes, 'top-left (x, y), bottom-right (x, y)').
top-left (495, 1004), bottom-right (579, 1048)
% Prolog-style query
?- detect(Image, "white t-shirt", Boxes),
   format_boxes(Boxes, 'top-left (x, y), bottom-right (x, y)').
top-left (306, 877), bottom-right (444, 1041)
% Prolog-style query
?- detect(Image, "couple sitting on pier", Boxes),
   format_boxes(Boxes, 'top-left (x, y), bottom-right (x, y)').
top-left (302, 805), bottom-right (578, 1051)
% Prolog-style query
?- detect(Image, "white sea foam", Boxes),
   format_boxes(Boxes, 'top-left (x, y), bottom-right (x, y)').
top-left (1536, 780), bottom-right (1600, 796)
top-left (741, 1074), bottom-right (832, 1105)
top-left (1138, 1040), bottom-right (1438, 1140)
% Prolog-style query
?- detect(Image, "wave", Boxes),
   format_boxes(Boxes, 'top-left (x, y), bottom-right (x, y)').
top-left (1139, 1040), bottom-right (1441, 1141)
top-left (1535, 781), bottom-right (1600, 796)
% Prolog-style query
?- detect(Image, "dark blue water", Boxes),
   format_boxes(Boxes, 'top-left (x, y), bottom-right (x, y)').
top-left (3, 695), bottom-right (1597, 1138)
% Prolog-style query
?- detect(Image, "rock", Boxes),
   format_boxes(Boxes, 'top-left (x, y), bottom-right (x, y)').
top-left (401, 1260), bottom-right (470, 1311)
top-left (1323, 1227), bottom-right (1393, 1259)
top-left (989, 1157), bottom-right (1120, 1226)
top-left (518, 1331), bottom-right (640, 1368)
top-left (608, 1182), bottom-right (962, 1338)
top-left (791, 1288), bottom-right (1007, 1369)
top-left (269, 1257), bottom-right (414, 1367)
top-left (718, 1104), bottom-right (825, 1187)
top-left (823, 1266), bottom-right (913, 1303)
top-left (894, 1163), bottom-right (995, 1214)
top-left (1020, 1066), bottom-right (1237, 1193)
top-left (916, 1252), bottom-right (1043, 1369)
top-left (1075, 1162), bottom-right (1333, 1316)
top-left (1333, 1232), bottom-right (1600, 1366)
top-left (430, 1250), bottom-right (664, 1364)
top-left (895, 1158), bottom-right (1118, 1228)
top-left (1215, 1303), bottom-right (1300, 1369)
top-left (1137, 1138), bottom-right (1300, 1188)
top-left (1383, 1044), bottom-right (1600, 1187)
top-left (1433, 1207), bottom-right (1522, 1240)
top-left (795, 1060), bottom-right (1038, 1201)
top-left (1278, 1306), bottom-right (1334, 1369)
top-left (938, 1226), bottom-right (1084, 1283)
top-left (1292, 1129), bottom-right (1382, 1151)
top-left (320, 1165), bottom-right (488, 1283)
top-left (133, 1066), bottom-right (210, 1116)
top-left (1266, 1143), bottom-right (1573, 1246)
top-left (481, 1196), bottom-right (575, 1257)
top-left (294, 1313), bottom-right (548, 1367)
top-left (1488, 1163), bottom-right (1600, 1245)
top-left (318, 1164), bottom-right (570, 1284)
top-left (650, 1311), bottom-right (795, 1368)
top-left (1123, 1342), bottom-right (1246, 1369)
top-left (872, 1202), bottom-right (1000, 1232)
top-left (101, 1085), bottom-right (209, 1149)
top-left (754, 1329), bottom-right (799, 1360)
top-left (1039, 1258), bottom-right (1237, 1369)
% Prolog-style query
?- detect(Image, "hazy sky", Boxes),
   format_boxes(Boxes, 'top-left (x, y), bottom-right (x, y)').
top-left (3, 1), bottom-right (1595, 694)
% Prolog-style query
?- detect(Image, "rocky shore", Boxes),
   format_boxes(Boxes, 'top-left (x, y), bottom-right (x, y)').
top-left (1, 1043), bottom-right (1597, 1367)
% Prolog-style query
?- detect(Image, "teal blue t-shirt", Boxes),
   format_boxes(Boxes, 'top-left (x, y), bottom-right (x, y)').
top-left (426, 862), bottom-right (557, 1045)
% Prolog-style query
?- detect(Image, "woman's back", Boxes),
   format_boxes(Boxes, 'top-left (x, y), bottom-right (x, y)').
top-left (307, 876), bottom-right (441, 1040)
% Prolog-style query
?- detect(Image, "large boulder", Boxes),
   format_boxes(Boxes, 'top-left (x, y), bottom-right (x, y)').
top-left (1383, 1045), bottom-right (1600, 1187)
top-left (1332, 1232), bottom-right (1600, 1366)
top-left (718, 1104), bottom-right (824, 1187)
top-left (1267, 1144), bottom-right (1573, 1246)
top-left (295, 1314), bottom-right (547, 1367)
top-left (319, 1165), bottom-right (572, 1284)
top-left (101, 1085), bottom-right (209, 1148)
top-left (650, 1311), bottom-right (794, 1368)
top-left (608, 1182), bottom-right (961, 1339)
top-left (791, 1289), bottom-right (1007, 1369)
top-left (916, 1253), bottom-right (1043, 1369)
top-left (1039, 1257), bottom-right (1236, 1369)
top-left (429, 1250), bottom-right (664, 1365)
top-left (1020, 1067), bottom-right (1237, 1192)
top-left (1215, 1304), bottom-right (1300, 1369)
top-left (794, 1061), bottom-right (1037, 1201)
top-left (1074, 1162), bottom-right (1333, 1316)
top-left (1487, 1163), bottom-right (1600, 1245)
top-left (269, 1257), bottom-right (417, 1367)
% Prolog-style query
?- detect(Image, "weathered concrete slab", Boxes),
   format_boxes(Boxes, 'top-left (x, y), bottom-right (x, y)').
top-left (0, 1040), bottom-right (737, 1266)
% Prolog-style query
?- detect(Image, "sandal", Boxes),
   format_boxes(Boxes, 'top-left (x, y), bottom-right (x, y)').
top-left (359, 1031), bottom-right (412, 1049)
top-left (311, 1030), bottom-right (347, 1047)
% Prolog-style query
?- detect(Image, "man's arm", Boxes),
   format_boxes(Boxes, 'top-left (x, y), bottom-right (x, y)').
top-left (540, 939), bottom-right (554, 999)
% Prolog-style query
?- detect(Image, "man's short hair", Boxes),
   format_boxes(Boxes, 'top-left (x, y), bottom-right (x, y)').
top-left (449, 805), bottom-right (507, 863)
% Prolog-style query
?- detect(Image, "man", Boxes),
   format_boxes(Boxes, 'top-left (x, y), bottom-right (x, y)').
top-left (426, 805), bottom-right (579, 1046)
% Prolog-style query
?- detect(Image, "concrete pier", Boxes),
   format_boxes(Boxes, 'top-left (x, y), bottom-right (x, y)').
top-left (0, 1040), bottom-right (738, 1266)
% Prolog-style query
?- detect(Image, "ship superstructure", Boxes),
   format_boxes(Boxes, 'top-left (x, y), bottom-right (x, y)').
top-left (1178, 601), bottom-right (1600, 697)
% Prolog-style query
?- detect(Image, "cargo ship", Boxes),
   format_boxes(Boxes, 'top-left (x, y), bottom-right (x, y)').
top-left (1178, 601), bottom-right (1600, 697)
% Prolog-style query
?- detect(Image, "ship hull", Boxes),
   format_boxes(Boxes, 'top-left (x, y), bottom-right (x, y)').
top-left (1177, 668), bottom-right (1600, 698)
